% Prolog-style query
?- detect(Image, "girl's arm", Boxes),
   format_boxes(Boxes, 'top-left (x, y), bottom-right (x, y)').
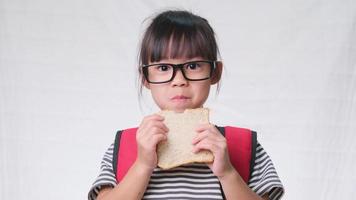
top-left (193, 124), bottom-right (268, 200)
top-left (218, 168), bottom-right (268, 200)
top-left (98, 114), bottom-right (168, 200)
top-left (97, 161), bottom-right (152, 200)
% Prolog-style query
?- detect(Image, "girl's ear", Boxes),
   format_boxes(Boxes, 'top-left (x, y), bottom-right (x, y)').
top-left (143, 79), bottom-right (151, 89)
top-left (211, 61), bottom-right (223, 85)
top-left (140, 69), bottom-right (151, 89)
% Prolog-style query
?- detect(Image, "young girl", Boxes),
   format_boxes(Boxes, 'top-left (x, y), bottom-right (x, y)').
top-left (88, 10), bottom-right (284, 200)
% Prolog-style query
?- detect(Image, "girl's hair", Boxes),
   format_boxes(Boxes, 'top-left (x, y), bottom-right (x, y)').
top-left (138, 10), bottom-right (221, 94)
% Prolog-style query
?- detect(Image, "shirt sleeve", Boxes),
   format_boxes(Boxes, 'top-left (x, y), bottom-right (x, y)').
top-left (88, 143), bottom-right (117, 200)
top-left (248, 142), bottom-right (285, 200)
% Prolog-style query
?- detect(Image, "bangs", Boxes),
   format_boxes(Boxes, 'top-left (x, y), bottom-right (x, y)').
top-left (149, 28), bottom-right (215, 62)
top-left (140, 11), bottom-right (218, 65)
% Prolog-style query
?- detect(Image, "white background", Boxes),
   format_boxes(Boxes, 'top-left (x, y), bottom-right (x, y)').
top-left (1, 0), bottom-right (355, 199)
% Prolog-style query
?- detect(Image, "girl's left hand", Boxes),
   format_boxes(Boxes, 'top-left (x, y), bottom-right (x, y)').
top-left (192, 124), bottom-right (235, 179)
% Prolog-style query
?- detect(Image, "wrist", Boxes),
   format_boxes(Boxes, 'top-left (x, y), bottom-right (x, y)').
top-left (217, 167), bottom-right (239, 183)
top-left (133, 159), bottom-right (156, 175)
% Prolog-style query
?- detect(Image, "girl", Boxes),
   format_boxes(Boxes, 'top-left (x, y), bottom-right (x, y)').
top-left (88, 10), bottom-right (284, 200)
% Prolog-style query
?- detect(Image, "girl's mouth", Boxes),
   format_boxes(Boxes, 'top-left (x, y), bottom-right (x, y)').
top-left (171, 95), bottom-right (190, 100)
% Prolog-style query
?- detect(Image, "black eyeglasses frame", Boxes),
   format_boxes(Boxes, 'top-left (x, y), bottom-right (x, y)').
top-left (141, 60), bottom-right (217, 84)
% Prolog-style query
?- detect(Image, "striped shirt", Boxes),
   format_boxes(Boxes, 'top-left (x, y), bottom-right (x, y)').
top-left (88, 142), bottom-right (284, 199)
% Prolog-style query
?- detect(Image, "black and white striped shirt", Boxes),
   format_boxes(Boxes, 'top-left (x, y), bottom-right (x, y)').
top-left (88, 142), bottom-right (284, 199)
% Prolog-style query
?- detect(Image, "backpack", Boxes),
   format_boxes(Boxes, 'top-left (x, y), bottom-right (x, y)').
top-left (112, 126), bottom-right (257, 184)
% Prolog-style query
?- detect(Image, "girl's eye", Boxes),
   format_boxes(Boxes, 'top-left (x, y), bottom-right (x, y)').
top-left (156, 65), bottom-right (171, 71)
top-left (186, 63), bottom-right (199, 70)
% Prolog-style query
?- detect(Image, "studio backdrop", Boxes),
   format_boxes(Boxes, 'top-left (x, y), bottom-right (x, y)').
top-left (0, 0), bottom-right (355, 199)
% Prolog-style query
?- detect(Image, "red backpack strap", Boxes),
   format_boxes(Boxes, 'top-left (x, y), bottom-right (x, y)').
top-left (217, 126), bottom-right (257, 183)
top-left (113, 127), bottom-right (138, 183)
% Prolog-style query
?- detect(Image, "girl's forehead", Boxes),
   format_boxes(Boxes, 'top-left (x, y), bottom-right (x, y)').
top-left (150, 49), bottom-right (206, 63)
top-left (150, 56), bottom-right (205, 64)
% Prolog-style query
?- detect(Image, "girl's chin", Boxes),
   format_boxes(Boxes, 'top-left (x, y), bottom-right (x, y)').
top-left (166, 105), bottom-right (201, 113)
top-left (161, 107), bottom-right (185, 113)
top-left (161, 101), bottom-right (202, 112)
top-left (172, 108), bottom-right (185, 113)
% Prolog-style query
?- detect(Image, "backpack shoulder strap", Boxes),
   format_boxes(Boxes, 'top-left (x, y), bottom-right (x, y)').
top-left (112, 130), bottom-right (122, 180)
top-left (113, 127), bottom-right (138, 182)
top-left (217, 126), bottom-right (257, 183)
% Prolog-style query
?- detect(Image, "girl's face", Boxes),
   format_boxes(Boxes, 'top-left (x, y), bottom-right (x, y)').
top-left (144, 57), bottom-right (220, 113)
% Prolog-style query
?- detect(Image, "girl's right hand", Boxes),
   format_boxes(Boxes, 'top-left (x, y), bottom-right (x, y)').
top-left (135, 114), bottom-right (169, 172)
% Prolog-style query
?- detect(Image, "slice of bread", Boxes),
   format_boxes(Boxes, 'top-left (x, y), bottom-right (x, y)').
top-left (157, 108), bottom-right (214, 170)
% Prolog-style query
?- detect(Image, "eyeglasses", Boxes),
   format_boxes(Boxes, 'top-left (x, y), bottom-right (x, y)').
top-left (141, 60), bottom-right (216, 84)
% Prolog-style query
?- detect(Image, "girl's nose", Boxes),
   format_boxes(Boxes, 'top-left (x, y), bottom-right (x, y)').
top-left (171, 69), bottom-right (188, 86)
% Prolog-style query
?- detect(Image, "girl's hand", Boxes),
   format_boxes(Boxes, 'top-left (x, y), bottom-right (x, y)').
top-left (135, 114), bottom-right (169, 172)
top-left (192, 124), bottom-right (235, 179)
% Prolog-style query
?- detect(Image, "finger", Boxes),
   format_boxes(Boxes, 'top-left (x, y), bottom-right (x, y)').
top-left (195, 123), bottom-right (212, 132)
top-left (139, 125), bottom-right (167, 142)
top-left (140, 127), bottom-right (167, 142)
top-left (140, 119), bottom-right (169, 135)
top-left (192, 138), bottom-right (219, 153)
top-left (194, 136), bottom-right (227, 152)
top-left (146, 122), bottom-right (168, 134)
top-left (192, 130), bottom-right (210, 145)
top-left (148, 126), bottom-right (169, 137)
top-left (195, 124), bottom-right (220, 134)
top-left (149, 133), bottom-right (167, 147)
top-left (146, 120), bottom-right (169, 133)
top-left (144, 114), bottom-right (165, 121)
top-left (194, 128), bottom-right (223, 142)
top-left (140, 114), bottom-right (165, 128)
